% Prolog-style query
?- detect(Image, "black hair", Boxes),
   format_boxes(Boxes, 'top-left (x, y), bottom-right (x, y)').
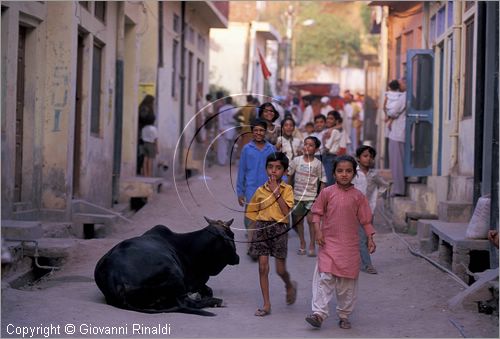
top-left (388, 80), bottom-right (400, 91)
top-left (314, 115), bottom-right (326, 122)
top-left (280, 116), bottom-right (296, 129)
top-left (305, 122), bottom-right (314, 128)
top-left (356, 145), bottom-right (377, 158)
top-left (327, 110), bottom-right (342, 120)
top-left (304, 136), bottom-right (321, 149)
top-left (225, 96), bottom-right (233, 104)
top-left (143, 113), bottom-right (156, 125)
top-left (258, 102), bottom-right (280, 122)
top-left (205, 94), bottom-right (212, 101)
top-left (246, 95), bottom-right (253, 102)
top-left (250, 118), bottom-right (268, 131)
top-left (333, 155), bottom-right (357, 177)
top-left (266, 152), bottom-right (289, 171)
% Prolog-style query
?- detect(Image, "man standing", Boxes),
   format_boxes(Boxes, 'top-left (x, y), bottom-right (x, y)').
top-left (217, 96), bottom-right (237, 166)
top-left (385, 78), bottom-right (407, 196)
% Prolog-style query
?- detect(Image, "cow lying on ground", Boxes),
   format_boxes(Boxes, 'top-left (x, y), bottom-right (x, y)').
top-left (94, 217), bottom-right (239, 316)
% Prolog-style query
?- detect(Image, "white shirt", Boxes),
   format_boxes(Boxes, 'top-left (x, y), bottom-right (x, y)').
top-left (218, 103), bottom-right (237, 139)
top-left (386, 91), bottom-right (406, 142)
top-left (141, 125), bottom-right (158, 143)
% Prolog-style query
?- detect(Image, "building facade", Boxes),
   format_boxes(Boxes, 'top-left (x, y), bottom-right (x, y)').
top-left (1, 1), bottom-right (228, 226)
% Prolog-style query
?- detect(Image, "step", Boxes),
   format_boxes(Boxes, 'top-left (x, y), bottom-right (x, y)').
top-left (119, 176), bottom-right (164, 204)
top-left (428, 221), bottom-right (490, 284)
top-left (72, 213), bottom-right (117, 226)
top-left (416, 219), bottom-right (438, 253)
top-left (389, 197), bottom-right (422, 232)
top-left (1, 220), bottom-right (43, 241)
top-left (438, 201), bottom-right (473, 222)
top-left (406, 212), bottom-right (438, 237)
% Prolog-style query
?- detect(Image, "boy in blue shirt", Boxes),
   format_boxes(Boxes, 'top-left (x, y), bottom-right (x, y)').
top-left (237, 119), bottom-right (276, 258)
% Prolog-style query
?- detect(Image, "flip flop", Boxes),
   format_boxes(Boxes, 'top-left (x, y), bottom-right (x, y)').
top-left (307, 249), bottom-right (316, 257)
top-left (339, 318), bottom-right (351, 329)
top-left (297, 248), bottom-right (306, 255)
top-left (286, 281), bottom-right (297, 305)
top-left (365, 265), bottom-right (378, 274)
top-left (254, 308), bottom-right (271, 316)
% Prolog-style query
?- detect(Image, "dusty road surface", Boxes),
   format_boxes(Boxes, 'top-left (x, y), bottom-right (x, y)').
top-left (2, 164), bottom-right (498, 338)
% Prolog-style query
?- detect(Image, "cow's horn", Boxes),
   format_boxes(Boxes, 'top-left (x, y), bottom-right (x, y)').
top-left (204, 216), bottom-right (216, 224)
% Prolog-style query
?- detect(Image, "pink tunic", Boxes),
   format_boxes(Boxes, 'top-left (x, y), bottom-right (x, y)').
top-left (311, 184), bottom-right (375, 279)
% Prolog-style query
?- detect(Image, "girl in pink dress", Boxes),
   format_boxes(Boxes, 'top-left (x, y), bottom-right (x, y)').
top-left (305, 155), bottom-right (376, 330)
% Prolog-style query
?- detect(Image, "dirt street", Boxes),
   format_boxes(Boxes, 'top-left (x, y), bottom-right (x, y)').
top-left (1, 164), bottom-right (498, 338)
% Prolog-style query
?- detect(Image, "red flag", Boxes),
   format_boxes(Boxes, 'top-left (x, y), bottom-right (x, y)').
top-left (258, 49), bottom-right (272, 80)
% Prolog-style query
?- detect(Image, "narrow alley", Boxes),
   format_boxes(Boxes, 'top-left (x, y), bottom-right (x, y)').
top-left (1, 164), bottom-right (497, 338)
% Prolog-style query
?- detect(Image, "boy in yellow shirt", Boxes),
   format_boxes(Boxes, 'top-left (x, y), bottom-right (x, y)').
top-left (246, 152), bottom-right (297, 317)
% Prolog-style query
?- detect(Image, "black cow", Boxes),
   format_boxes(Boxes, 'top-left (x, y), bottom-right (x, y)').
top-left (94, 217), bottom-right (239, 316)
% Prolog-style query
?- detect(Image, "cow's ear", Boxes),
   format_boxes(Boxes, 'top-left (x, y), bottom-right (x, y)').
top-left (204, 216), bottom-right (216, 225)
top-left (224, 219), bottom-right (234, 228)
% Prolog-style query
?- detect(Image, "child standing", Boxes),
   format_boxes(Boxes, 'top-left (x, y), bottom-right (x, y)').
top-left (246, 152), bottom-right (297, 316)
top-left (276, 116), bottom-right (302, 161)
top-left (352, 145), bottom-right (389, 274)
top-left (258, 102), bottom-right (281, 145)
top-left (237, 119), bottom-right (276, 257)
top-left (305, 155), bottom-right (376, 330)
top-left (141, 114), bottom-right (158, 177)
top-left (288, 136), bottom-right (327, 257)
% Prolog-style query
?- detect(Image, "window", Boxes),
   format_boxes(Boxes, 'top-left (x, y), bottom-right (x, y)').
top-left (90, 42), bottom-right (103, 135)
top-left (404, 31), bottom-right (414, 50)
top-left (463, 18), bottom-right (474, 118)
top-left (197, 34), bottom-right (206, 53)
top-left (171, 39), bottom-right (178, 97)
top-left (188, 26), bottom-right (195, 44)
top-left (437, 6), bottom-right (446, 37)
top-left (447, 1), bottom-right (454, 28)
top-left (94, 1), bottom-right (106, 23)
top-left (464, 1), bottom-right (474, 12)
top-left (411, 54), bottom-right (433, 111)
top-left (187, 51), bottom-right (193, 105)
top-left (196, 58), bottom-right (204, 91)
top-left (79, 1), bottom-right (89, 10)
top-left (173, 14), bottom-right (179, 33)
top-left (430, 15), bottom-right (436, 44)
top-left (447, 35), bottom-right (454, 121)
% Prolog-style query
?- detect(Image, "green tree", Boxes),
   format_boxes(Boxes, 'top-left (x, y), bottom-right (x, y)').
top-left (294, 2), bottom-right (367, 68)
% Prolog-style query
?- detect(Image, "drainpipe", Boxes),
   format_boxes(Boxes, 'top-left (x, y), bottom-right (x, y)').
top-left (449, 1), bottom-right (462, 172)
top-left (377, 5), bottom-right (389, 169)
top-left (242, 22), bottom-right (252, 93)
top-left (112, 2), bottom-right (125, 204)
top-left (473, 2), bottom-right (486, 204)
top-left (246, 23), bottom-right (256, 94)
top-left (178, 2), bottom-right (186, 173)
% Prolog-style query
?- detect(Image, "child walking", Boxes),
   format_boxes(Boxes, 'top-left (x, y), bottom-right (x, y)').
top-left (352, 145), bottom-right (389, 274)
top-left (305, 155), bottom-right (376, 330)
top-left (246, 152), bottom-right (297, 317)
top-left (237, 119), bottom-right (276, 258)
top-left (141, 114), bottom-right (158, 177)
top-left (276, 116), bottom-right (302, 161)
top-left (287, 136), bottom-right (327, 257)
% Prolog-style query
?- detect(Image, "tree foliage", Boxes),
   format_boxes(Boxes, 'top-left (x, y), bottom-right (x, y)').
top-left (294, 2), bottom-right (367, 68)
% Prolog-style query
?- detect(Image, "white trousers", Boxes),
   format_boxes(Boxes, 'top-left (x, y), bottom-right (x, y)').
top-left (311, 263), bottom-right (358, 320)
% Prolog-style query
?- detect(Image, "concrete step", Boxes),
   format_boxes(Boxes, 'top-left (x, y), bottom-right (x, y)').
top-left (1, 220), bottom-right (43, 241)
top-left (72, 213), bottom-right (117, 226)
top-left (389, 197), bottom-right (422, 232)
top-left (438, 201), bottom-right (473, 222)
top-left (41, 222), bottom-right (75, 239)
top-left (416, 219), bottom-right (437, 253)
top-left (119, 176), bottom-right (164, 204)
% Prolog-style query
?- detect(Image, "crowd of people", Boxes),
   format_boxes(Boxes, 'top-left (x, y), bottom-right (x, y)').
top-left (192, 84), bottom-right (409, 330)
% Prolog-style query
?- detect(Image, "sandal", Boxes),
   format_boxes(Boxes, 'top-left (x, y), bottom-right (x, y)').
top-left (339, 318), bottom-right (351, 329)
top-left (297, 248), bottom-right (306, 255)
top-left (307, 249), bottom-right (316, 257)
top-left (254, 308), bottom-right (271, 316)
top-left (365, 265), bottom-right (378, 274)
top-left (305, 313), bottom-right (323, 328)
top-left (286, 281), bottom-right (297, 305)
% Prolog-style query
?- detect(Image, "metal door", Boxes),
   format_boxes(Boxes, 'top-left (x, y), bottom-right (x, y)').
top-left (404, 49), bottom-right (434, 176)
